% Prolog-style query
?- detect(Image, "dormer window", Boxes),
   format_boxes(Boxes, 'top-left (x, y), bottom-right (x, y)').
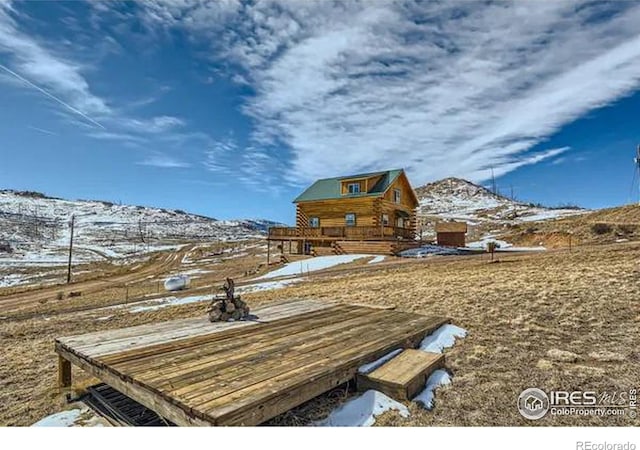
top-left (347, 183), bottom-right (361, 194)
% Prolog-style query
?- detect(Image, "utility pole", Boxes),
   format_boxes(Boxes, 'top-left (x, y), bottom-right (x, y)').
top-left (34, 205), bottom-right (39, 236)
top-left (66, 215), bottom-right (75, 284)
top-left (266, 239), bottom-right (270, 265)
top-left (635, 145), bottom-right (640, 205)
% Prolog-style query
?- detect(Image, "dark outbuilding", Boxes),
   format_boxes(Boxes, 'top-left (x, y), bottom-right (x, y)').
top-left (435, 221), bottom-right (468, 247)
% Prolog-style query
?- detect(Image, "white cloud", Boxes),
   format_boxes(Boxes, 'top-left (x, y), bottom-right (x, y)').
top-left (463, 147), bottom-right (570, 181)
top-left (120, 115), bottom-right (185, 134)
top-left (85, 130), bottom-right (148, 147)
top-left (139, 0), bottom-right (241, 31)
top-left (204, 138), bottom-right (238, 173)
top-left (141, 0), bottom-right (640, 185)
top-left (204, 138), bottom-right (285, 193)
top-left (137, 152), bottom-right (191, 168)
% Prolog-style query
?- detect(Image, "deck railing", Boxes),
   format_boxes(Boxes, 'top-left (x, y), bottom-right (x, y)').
top-left (268, 226), bottom-right (415, 240)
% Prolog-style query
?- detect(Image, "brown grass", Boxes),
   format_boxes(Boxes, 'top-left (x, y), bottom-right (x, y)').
top-left (1, 242), bottom-right (639, 426)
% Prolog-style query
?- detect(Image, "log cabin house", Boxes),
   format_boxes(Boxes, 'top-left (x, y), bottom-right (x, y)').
top-left (268, 169), bottom-right (421, 255)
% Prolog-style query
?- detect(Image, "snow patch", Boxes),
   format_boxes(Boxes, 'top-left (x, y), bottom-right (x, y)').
top-left (368, 255), bottom-right (386, 264)
top-left (316, 390), bottom-right (409, 427)
top-left (0, 273), bottom-right (29, 287)
top-left (256, 254), bottom-right (371, 279)
top-left (466, 238), bottom-right (512, 250)
top-left (419, 324), bottom-right (468, 353)
top-left (413, 369), bottom-right (452, 410)
top-left (358, 349), bottom-right (403, 374)
top-left (239, 279), bottom-right (301, 293)
top-left (400, 245), bottom-right (476, 258)
top-left (31, 407), bottom-right (103, 427)
top-left (32, 409), bottom-right (82, 427)
top-left (467, 237), bottom-right (546, 252)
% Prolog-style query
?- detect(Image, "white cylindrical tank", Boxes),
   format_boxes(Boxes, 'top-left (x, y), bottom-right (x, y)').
top-left (164, 274), bottom-right (191, 292)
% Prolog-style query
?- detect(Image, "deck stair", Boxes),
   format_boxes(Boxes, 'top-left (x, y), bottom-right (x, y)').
top-left (333, 240), bottom-right (421, 255)
top-left (332, 241), bottom-right (346, 255)
top-left (356, 349), bottom-right (445, 401)
top-left (334, 241), bottom-right (395, 255)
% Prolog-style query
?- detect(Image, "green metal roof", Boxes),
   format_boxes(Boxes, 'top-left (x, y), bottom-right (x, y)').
top-left (293, 169), bottom-right (405, 203)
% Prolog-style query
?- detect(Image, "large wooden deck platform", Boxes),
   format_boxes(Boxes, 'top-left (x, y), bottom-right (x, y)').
top-left (55, 300), bottom-right (449, 426)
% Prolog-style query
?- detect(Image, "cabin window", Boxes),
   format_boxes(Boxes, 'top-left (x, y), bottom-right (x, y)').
top-left (347, 183), bottom-right (361, 194)
top-left (393, 189), bottom-right (401, 204)
top-left (345, 213), bottom-right (356, 227)
top-left (381, 214), bottom-right (389, 226)
top-left (309, 217), bottom-right (320, 228)
top-left (396, 217), bottom-right (404, 228)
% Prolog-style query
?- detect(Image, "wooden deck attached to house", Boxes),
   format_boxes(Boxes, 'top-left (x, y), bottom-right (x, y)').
top-left (55, 300), bottom-right (449, 426)
top-left (268, 226), bottom-right (415, 241)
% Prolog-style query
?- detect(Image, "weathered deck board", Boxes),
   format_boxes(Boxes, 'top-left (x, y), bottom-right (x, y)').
top-left (56, 299), bottom-right (449, 426)
top-left (61, 299), bottom-right (331, 357)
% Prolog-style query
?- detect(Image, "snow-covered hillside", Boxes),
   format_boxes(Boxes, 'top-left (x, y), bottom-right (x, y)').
top-left (415, 178), bottom-right (585, 225)
top-left (0, 190), bottom-right (278, 265)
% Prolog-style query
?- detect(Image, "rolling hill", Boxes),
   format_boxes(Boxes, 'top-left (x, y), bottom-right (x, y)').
top-left (415, 177), bottom-right (584, 224)
top-left (0, 190), bottom-right (278, 265)
top-left (413, 177), bottom-right (588, 243)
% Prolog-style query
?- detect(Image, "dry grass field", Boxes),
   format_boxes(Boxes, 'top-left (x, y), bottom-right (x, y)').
top-left (504, 204), bottom-right (640, 249)
top-left (0, 240), bottom-right (638, 426)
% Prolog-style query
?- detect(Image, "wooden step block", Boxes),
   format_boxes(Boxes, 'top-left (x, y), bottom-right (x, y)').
top-left (356, 349), bottom-right (444, 401)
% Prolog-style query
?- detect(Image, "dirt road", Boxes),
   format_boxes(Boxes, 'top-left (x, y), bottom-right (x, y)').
top-left (0, 245), bottom-right (195, 316)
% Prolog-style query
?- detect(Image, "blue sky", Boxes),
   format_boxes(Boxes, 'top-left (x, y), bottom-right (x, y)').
top-left (1, 1), bottom-right (640, 224)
